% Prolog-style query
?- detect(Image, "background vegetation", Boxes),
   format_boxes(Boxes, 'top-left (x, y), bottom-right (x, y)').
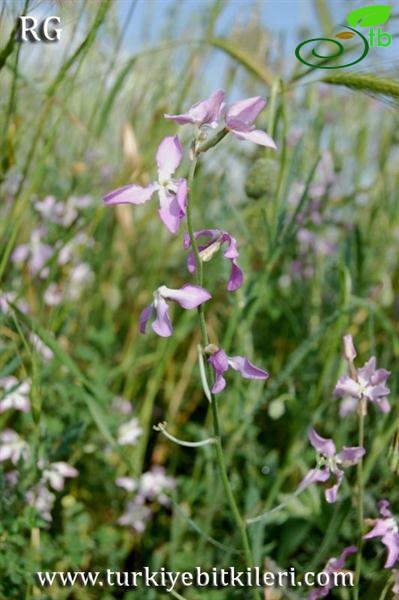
top-left (0, 1), bottom-right (398, 598)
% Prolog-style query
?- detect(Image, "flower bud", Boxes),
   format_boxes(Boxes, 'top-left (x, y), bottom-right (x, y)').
top-left (204, 343), bottom-right (219, 355)
top-left (343, 334), bottom-right (357, 362)
top-left (245, 158), bottom-right (278, 199)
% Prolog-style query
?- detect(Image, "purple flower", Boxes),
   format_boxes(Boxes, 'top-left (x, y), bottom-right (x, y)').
top-left (299, 428), bottom-right (365, 503)
top-left (208, 347), bottom-right (268, 394)
top-left (309, 546), bottom-right (357, 599)
top-left (364, 500), bottom-right (399, 568)
top-left (224, 96), bottom-right (277, 148)
top-left (164, 89), bottom-right (225, 128)
top-left (164, 90), bottom-right (276, 148)
top-left (334, 356), bottom-right (391, 415)
top-left (104, 136), bottom-right (187, 234)
top-left (140, 284), bottom-right (211, 337)
top-left (183, 229), bottom-right (243, 291)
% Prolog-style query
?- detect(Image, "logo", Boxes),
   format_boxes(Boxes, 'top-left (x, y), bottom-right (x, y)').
top-left (295, 4), bottom-right (392, 69)
top-left (17, 15), bottom-right (62, 43)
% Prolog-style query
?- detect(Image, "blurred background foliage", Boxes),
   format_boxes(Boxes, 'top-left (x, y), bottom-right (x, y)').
top-left (0, 0), bottom-right (398, 598)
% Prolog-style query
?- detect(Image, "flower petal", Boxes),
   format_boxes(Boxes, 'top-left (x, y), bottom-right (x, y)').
top-left (209, 349), bottom-right (229, 371)
top-left (104, 183), bottom-right (156, 205)
top-left (164, 89), bottom-right (225, 128)
top-left (156, 135), bottom-right (182, 181)
top-left (161, 284), bottom-right (211, 309)
top-left (325, 468), bottom-right (344, 503)
top-left (152, 297), bottom-right (173, 337)
top-left (382, 532), bottom-right (399, 568)
top-left (226, 96), bottom-right (266, 124)
top-left (365, 383), bottom-right (390, 402)
top-left (227, 356), bottom-right (268, 380)
top-left (158, 189), bottom-right (184, 235)
top-left (329, 545), bottom-right (358, 570)
top-left (339, 397), bottom-right (358, 416)
top-left (364, 520), bottom-right (393, 540)
top-left (370, 367), bottom-right (391, 386)
top-left (358, 356), bottom-right (377, 382)
top-left (211, 373), bottom-right (226, 394)
top-left (308, 428), bottom-right (336, 457)
top-left (221, 233), bottom-right (239, 260)
top-left (379, 500), bottom-right (393, 518)
top-left (334, 375), bottom-right (361, 399)
top-left (209, 349), bottom-right (229, 394)
top-left (227, 261), bottom-right (244, 292)
top-left (337, 446), bottom-right (365, 466)
top-left (298, 467), bottom-right (330, 491)
top-left (176, 179), bottom-right (188, 213)
top-left (230, 128), bottom-right (277, 148)
top-left (139, 303), bottom-right (154, 334)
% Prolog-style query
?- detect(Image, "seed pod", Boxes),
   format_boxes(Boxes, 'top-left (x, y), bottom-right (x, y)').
top-left (245, 158), bottom-right (278, 199)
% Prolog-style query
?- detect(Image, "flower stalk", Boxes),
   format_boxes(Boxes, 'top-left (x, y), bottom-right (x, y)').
top-left (186, 147), bottom-right (261, 600)
top-left (354, 395), bottom-right (367, 600)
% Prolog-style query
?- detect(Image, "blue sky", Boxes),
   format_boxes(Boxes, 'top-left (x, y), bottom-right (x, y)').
top-left (118, 0), bottom-right (398, 70)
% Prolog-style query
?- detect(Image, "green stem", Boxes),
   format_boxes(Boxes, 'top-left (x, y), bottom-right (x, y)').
top-left (186, 154), bottom-right (260, 600)
top-left (197, 128), bottom-right (228, 154)
top-left (354, 396), bottom-right (366, 600)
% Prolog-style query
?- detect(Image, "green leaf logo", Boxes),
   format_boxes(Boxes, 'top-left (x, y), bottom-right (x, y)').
top-left (347, 5), bottom-right (392, 28)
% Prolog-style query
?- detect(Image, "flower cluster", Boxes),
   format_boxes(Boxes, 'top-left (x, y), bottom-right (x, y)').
top-left (116, 466), bottom-right (176, 533)
top-left (0, 377), bottom-right (77, 523)
top-left (11, 195), bottom-right (95, 307)
top-left (299, 335), bottom-right (391, 507)
top-left (293, 333), bottom-right (394, 596)
top-left (334, 356), bottom-right (391, 415)
top-left (104, 90), bottom-right (273, 391)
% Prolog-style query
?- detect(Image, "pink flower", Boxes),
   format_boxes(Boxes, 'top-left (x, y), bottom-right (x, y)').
top-left (208, 347), bottom-right (268, 394)
top-left (309, 546), bottom-right (357, 599)
top-left (334, 356), bottom-right (391, 415)
top-left (117, 417), bottom-right (142, 446)
top-left (11, 227), bottom-right (53, 278)
top-left (0, 429), bottom-right (29, 464)
top-left (41, 461), bottom-right (78, 492)
top-left (164, 89), bottom-right (225, 128)
top-left (224, 96), bottom-right (277, 148)
top-left (299, 428), bottom-right (365, 503)
top-left (140, 284), bottom-right (211, 337)
top-left (364, 500), bottom-right (399, 568)
top-left (137, 466), bottom-right (176, 506)
top-left (164, 90), bottom-right (276, 148)
top-left (118, 501), bottom-right (151, 532)
top-left (104, 136), bottom-right (187, 234)
top-left (0, 376), bottom-right (31, 413)
top-left (26, 483), bottom-right (55, 523)
top-left (183, 229), bottom-right (243, 291)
